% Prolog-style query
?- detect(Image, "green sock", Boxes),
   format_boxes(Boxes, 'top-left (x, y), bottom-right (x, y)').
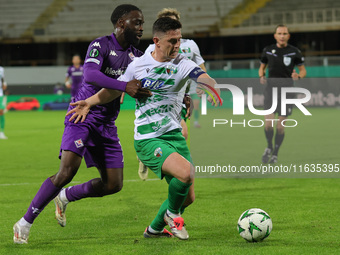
top-left (180, 205), bottom-right (188, 215)
top-left (150, 199), bottom-right (168, 231)
top-left (194, 109), bottom-right (199, 122)
top-left (0, 115), bottom-right (4, 131)
top-left (168, 178), bottom-right (192, 214)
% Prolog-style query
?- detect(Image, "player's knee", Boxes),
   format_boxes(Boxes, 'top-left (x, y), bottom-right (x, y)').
top-left (53, 166), bottom-right (77, 187)
top-left (276, 126), bottom-right (285, 134)
top-left (105, 181), bottom-right (123, 195)
top-left (265, 125), bottom-right (273, 131)
top-left (51, 172), bottom-right (73, 187)
top-left (180, 170), bottom-right (193, 184)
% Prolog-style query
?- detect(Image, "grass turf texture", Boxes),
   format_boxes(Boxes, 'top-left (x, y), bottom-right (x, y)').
top-left (0, 109), bottom-right (339, 254)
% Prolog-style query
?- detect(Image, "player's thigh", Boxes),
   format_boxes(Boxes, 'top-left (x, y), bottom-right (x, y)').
top-left (162, 152), bottom-right (193, 184)
top-left (134, 133), bottom-right (190, 180)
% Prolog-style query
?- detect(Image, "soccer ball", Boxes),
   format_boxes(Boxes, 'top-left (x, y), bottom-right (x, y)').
top-left (237, 208), bottom-right (272, 242)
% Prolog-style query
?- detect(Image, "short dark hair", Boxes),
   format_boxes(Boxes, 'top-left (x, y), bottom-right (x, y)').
top-left (275, 24), bottom-right (289, 34)
top-left (111, 4), bottom-right (141, 26)
top-left (152, 17), bottom-right (182, 36)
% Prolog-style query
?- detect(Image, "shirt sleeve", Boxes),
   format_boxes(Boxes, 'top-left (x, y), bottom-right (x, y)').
top-left (260, 47), bottom-right (268, 64)
top-left (190, 40), bottom-right (205, 66)
top-left (65, 67), bottom-right (71, 78)
top-left (178, 57), bottom-right (205, 80)
top-left (294, 49), bottom-right (305, 66)
top-left (82, 38), bottom-right (127, 91)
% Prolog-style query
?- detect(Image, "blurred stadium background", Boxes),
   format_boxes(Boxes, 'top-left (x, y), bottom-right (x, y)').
top-left (1, 0), bottom-right (340, 104)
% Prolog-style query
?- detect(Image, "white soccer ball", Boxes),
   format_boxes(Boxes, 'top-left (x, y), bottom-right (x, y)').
top-left (237, 208), bottom-right (272, 242)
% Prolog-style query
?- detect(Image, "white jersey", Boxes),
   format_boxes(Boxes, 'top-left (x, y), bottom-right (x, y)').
top-left (118, 52), bottom-right (201, 140)
top-left (0, 67), bottom-right (5, 97)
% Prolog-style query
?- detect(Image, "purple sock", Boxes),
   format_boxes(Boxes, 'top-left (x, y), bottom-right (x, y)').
top-left (65, 179), bottom-right (99, 202)
top-left (24, 178), bottom-right (61, 224)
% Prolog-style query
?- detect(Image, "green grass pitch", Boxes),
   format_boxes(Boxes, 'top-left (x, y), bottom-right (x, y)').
top-left (0, 108), bottom-right (339, 254)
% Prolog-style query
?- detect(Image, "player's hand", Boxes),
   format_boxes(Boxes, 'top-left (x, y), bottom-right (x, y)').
top-left (207, 88), bottom-right (223, 107)
top-left (65, 81), bottom-right (72, 89)
top-left (183, 95), bottom-right (192, 119)
top-left (291, 69), bottom-right (299, 80)
top-left (260, 76), bottom-right (267, 85)
top-left (66, 100), bottom-right (90, 123)
top-left (196, 85), bottom-right (205, 97)
top-left (125, 79), bottom-right (152, 99)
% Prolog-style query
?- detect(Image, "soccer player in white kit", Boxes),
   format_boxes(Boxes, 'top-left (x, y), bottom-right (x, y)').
top-left (139, 8), bottom-right (207, 180)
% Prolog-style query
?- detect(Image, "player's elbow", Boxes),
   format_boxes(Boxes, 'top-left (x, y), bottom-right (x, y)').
top-left (83, 67), bottom-right (99, 85)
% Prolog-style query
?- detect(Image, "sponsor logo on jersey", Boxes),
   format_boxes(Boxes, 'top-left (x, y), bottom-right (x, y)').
top-left (89, 48), bottom-right (99, 58)
top-left (154, 147), bottom-right (163, 157)
top-left (179, 47), bottom-right (191, 54)
top-left (74, 139), bottom-right (84, 148)
top-left (110, 50), bottom-right (118, 56)
top-left (129, 52), bottom-right (135, 60)
top-left (153, 66), bottom-right (177, 75)
top-left (283, 56), bottom-right (291, 66)
top-left (104, 67), bottom-right (124, 76)
top-left (85, 58), bottom-right (100, 65)
top-left (91, 42), bottom-right (101, 48)
top-left (141, 78), bottom-right (165, 90)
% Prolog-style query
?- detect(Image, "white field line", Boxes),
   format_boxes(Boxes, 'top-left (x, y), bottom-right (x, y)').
top-left (0, 178), bottom-right (159, 187)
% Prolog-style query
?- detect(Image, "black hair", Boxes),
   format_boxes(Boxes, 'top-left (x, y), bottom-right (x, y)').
top-left (152, 17), bottom-right (182, 35)
top-left (111, 4), bottom-right (141, 26)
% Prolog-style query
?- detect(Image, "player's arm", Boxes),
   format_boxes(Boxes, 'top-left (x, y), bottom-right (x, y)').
top-left (259, 63), bottom-right (267, 84)
top-left (83, 65), bottom-right (149, 97)
top-left (83, 40), bottom-right (149, 98)
top-left (67, 61), bottom-right (152, 123)
top-left (66, 88), bottom-right (122, 123)
top-left (65, 69), bottom-right (72, 88)
top-left (292, 65), bottom-right (307, 80)
top-left (199, 63), bottom-right (207, 72)
top-left (196, 72), bottom-right (223, 107)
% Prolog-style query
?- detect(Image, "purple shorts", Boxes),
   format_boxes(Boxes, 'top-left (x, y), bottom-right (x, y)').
top-left (59, 122), bottom-right (124, 169)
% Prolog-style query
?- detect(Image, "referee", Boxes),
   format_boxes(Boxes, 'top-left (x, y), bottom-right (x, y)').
top-left (259, 24), bottom-right (306, 164)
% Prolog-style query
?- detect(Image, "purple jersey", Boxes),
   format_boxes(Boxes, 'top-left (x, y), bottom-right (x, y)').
top-left (66, 65), bottom-right (84, 98)
top-left (67, 33), bottom-right (143, 125)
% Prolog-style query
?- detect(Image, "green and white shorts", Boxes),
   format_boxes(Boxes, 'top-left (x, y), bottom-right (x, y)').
top-left (134, 129), bottom-right (191, 180)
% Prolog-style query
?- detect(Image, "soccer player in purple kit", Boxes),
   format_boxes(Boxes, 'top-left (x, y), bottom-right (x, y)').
top-left (13, 4), bottom-right (151, 244)
top-left (65, 54), bottom-right (84, 99)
